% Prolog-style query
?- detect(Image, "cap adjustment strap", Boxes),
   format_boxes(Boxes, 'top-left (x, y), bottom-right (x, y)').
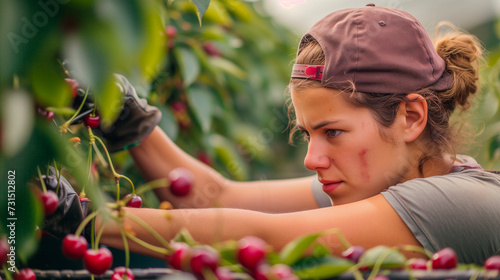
top-left (291, 64), bottom-right (324, 81)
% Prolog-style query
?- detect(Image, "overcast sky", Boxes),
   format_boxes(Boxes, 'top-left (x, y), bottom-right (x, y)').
top-left (262, 0), bottom-right (500, 37)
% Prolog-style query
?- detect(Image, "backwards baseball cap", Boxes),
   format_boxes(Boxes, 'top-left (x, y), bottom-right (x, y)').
top-left (291, 3), bottom-right (453, 94)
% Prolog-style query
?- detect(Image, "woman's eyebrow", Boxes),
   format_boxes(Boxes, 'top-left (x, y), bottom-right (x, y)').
top-left (296, 120), bottom-right (340, 131)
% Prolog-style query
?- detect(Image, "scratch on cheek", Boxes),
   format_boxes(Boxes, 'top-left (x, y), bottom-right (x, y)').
top-left (359, 149), bottom-right (370, 181)
top-left (361, 122), bottom-right (365, 129)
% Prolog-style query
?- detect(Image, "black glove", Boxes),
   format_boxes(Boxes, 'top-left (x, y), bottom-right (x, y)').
top-left (41, 167), bottom-right (92, 241)
top-left (95, 74), bottom-right (162, 153)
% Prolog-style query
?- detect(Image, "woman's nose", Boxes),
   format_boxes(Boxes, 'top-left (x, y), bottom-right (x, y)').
top-left (304, 139), bottom-right (331, 171)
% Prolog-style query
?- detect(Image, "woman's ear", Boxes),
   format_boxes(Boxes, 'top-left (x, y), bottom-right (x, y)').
top-left (402, 93), bottom-right (428, 142)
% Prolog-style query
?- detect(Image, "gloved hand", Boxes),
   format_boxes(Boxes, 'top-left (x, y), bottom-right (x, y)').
top-left (40, 167), bottom-right (92, 241)
top-left (95, 74), bottom-right (162, 153)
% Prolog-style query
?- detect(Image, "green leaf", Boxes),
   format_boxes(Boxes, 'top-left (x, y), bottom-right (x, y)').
top-left (190, 0), bottom-right (211, 25)
top-left (358, 245), bottom-right (406, 269)
top-left (280, 232), bottom-right (324, 265)
top-left (174, 47), bottom-right (200, 87)
top-left (95, 76), bottom-right (122, 128)
top-left (209, 57), bottom-right (246, 79)
top-left (186, 85), bottom-right (214, 133)
top-left (210, 134), bottom-right (248, 181)
top-left (292, 255), bottom-right (354, 280)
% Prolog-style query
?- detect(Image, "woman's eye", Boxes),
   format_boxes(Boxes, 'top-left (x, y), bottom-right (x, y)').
top-left (326, 129), bottom-right (342, 138)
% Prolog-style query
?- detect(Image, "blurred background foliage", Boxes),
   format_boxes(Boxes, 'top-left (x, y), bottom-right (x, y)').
top-left (1, 0), bottom-right (500, 268)
top-left (0, 0), bottom-right (311, 265)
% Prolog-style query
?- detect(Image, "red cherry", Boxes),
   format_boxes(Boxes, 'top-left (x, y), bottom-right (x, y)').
top-left (0, 238), bottom-right (8, 265)
top-left (14, 268), bottom-right (36, 280)
top-left (111, 267), bottom-right (134, 280)
top-left (484, 255), bottom-right (500, 270)
top-left (171, 101), bottom-right (187, 113)
top-left (65, 78), bottom-right (80, 97)
top-left (196, 151), bottom-right (213, 166)
top-left (431, 247), bottom-right (457, 269)
top-left (341, 246), bottom-right (365, 263)
top-left (36, 106), bottom-right (54, 121)
top-left (253, 263), bottom-right (271, 280)
top-left (407, 258), bottom-right (428, 270)
top-left (168, 168), bottom-right (193, 197)
top-left (189, 247), bottom-right (220, 275)
top-left (124, 194), bottom-right (142, 208)
top-left (166, 242), bottom-right (192, 271)
top-left (84, 247), bottom-right (113, 275)
top-left (62, 234), bottom-right (88, 259)
top-left (40, 190), bottom-right (59, 216)
top-left (203, 42), bottom-right (221, 57)
top-left (165, 25), bottom-right (177, 38)
top-left (237, 236), bottom-right (268, 271)
top-left (84, 113), bottom-right (100, 129)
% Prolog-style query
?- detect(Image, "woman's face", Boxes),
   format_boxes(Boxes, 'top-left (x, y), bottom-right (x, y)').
top-left (292, 87), bottom-right (413, 205)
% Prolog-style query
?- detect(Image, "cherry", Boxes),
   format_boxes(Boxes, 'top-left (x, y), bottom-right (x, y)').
top-left (65, 78), bottom-right (80, 97)
top-left (341, 245), bottom-right (365, 263)
top-left (14, 268), bottom-right (36, 280)
top-left (168, 168), bottom-right (193, 197)
top-left (40, 190), bottom-right (59, 216)
top-left (431, 247), bottom-right (457, 269)
top-left (189, 247), bottom-right (220, 275)
top-left (84, 113), bottom-right (100, 129)
top-left (203, 42), bottom-right (221, 57)
top-left (36, 106), bottom-right (54, 121)
top-left (111, 267), bottom-right (134, 280)
top-left (165, 25), bottom-right (177, 38)
top-left (407, 258), bottom-right (428, 270)
top-left (484, 255), bottom-right (500, 270)
top-left (253, 263), bottom-right (271, 280)
top-left (0, 237), bottom-right (8, 265)
top-left (196, 151), bottom-right (213, 166)
top-left (62, 234), bottom-right (88, 259)
top-left (237, 236), bottom-right (268, 271)
top-left (166, 242), bottom-right (192, 271)
top-left (171, 101), bottom-right (187, 113)
top-left (124, 194), bottom-right (142, 208)
top-left (83, 247), bottom-right (113, 275)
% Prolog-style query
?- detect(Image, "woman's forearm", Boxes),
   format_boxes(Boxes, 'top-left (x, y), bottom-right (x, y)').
top-left (129, 127), bottom-right (320, 212)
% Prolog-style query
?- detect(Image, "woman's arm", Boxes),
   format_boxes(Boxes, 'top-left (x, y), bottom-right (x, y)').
top-left (129, 127), bottom-right (321, 213)
top-left (98, 194), bottom-right (423, 260)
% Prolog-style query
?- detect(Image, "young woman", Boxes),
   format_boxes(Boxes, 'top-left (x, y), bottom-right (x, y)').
top-left (57, 4), bottom-right (500, 265)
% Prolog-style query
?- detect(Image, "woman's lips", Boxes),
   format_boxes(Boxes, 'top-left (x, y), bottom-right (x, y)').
top-left (321, 181), bottom-right (342, 193)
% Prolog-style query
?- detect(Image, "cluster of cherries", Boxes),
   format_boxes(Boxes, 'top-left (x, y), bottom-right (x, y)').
top-left (166, 235), bottom-right (298, 280)
top-left (341, 244), bottom-right (500, 273)
top-left (56, 167), bottom-right (194, 278)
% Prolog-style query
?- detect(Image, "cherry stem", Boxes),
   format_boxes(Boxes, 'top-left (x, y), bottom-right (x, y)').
top-left (94, 218), bottom-right (105, 250)
top-left (400, 245), bottom-right (433, 259)
top-left (323, 228), bottom-right (352, 250)
top-left (124, 231), bottom-right (169, 256)
top-left (119, 223), bottom-right (130, 268)
top-left (123, 211), bottom-right (172, 250)
top-left (75, 210), bottom-right (99, 237)
top-left (367, 246), bottom-right (400, 280)
top-left (92, 133), bottom-right (136, 197)
top-left (135, 178), bottom-right (168, 196)
top-left (83, 140), bottom-right (93, 195)
top-left (60, 86), bottom-right (89, 133)
top-left (53, 160), bottom-right (61, 195)
top-left (2, 264), bottom-right (13, 280)
top-left (37, 166), bottom-right (47, 193)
